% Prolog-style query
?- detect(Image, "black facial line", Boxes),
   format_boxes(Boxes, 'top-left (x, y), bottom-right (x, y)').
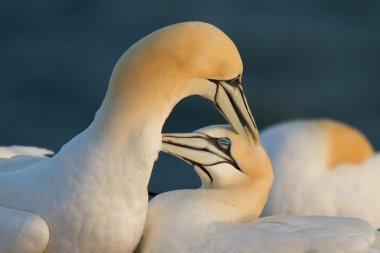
top-left (208, 74), bottom-right (241, 86)
top-left (220, 82), bottom-right (258, 144)
top-left (163, 141), bottom-right (232, 167)
top-left (209, 83), bottom-right (236, 134)
top-left (228, 75), bottom-right (241, 87)
top-left (163, 133), bottom-right (241, 171)
top-left (236, 86), bottom-right (257, 130)
top-left (224, 77), bottom-right (257, 131)
top-left (162, 150), bottom-right (214, 183)
top-left (183, 157), bottom-right (214, 183)
top-left (198, 165), bottom-right (213, 183)
top-left (163, 139), bottom-right (210, 153)
top-left (219, 83), bottom-right (255, 144)
top-left (198, 132), bottom-right (242, 172)
top-left (209, 77), bottom-right (258, 139)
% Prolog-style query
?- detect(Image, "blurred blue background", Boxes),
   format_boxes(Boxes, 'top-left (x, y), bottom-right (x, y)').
top-left (1, 0), bottom-right (379, 193)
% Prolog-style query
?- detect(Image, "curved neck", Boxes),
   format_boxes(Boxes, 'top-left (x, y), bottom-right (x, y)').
top-left (199, 178), bottom-right (272, 223)
top-left (47, 69), bottom-right (191, 202)
top-left (149, 176), bottom-right (272, 232)
top-left (90, 51), bottom-right (192, 152)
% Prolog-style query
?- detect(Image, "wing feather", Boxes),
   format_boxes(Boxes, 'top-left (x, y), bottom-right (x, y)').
top-left (0, 205), bottom-right (49, 253)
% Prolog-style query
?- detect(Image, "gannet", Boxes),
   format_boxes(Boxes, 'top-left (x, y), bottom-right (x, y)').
top-left (0, 22), bottom-right (257, 252)
top-left (260, 119), bottom-right (380, 227)
top-left (138, 125), bottom-right (380, 253)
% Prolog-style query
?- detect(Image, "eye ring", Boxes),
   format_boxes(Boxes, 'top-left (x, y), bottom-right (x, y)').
top-left (217, 137), bottom-right (231, 150)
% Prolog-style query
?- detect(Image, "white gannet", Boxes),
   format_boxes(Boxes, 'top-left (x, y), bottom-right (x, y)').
top-left (260, 119), bottom-right (380, 228)
top-left (138, 125), bottom-right (380, 253)
top-left (0, 22), bottom-right (257, 253)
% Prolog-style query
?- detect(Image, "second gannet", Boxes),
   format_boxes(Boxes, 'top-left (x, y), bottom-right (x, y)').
top-left (0, 22), bottom-right (257, 252)
top-left (138, 125), bottom-right (380, 253)
top-left (260, 119), bottom-right (380, 228)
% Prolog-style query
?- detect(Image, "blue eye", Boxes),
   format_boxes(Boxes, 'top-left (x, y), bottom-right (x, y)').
top-left (217, 137), bottom-right (231, 150)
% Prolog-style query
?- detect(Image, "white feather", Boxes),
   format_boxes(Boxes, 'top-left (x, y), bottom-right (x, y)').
top-left (261, 120), bottom-right (380, 228)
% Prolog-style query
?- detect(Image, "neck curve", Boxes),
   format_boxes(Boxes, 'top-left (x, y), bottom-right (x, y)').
top-left (89, 47), bottom-right (193, 153)
top-left (148, 175), bottom-right (272, 231)
top-left (142, 175), bottom-right (271, 253)
top-left (200, 177), bottom-right (272, 223)
top-left (47, 57), bottom-right (194, 203)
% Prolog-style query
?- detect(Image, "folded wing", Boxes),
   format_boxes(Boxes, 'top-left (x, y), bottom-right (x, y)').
top-left (0, 205), bottom-right (49, 253)
top-left (199, 215), bottom-right (380, 253)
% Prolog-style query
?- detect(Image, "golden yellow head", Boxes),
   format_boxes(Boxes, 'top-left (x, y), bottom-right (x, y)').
top-left (320, 119), bottom-right (374, 169)
top-left (162, 125), bottom-right (272, 221)
top-left (103, 22), bottom-right (257, 142)
top-left (116, 22), bottom-right (242, 80)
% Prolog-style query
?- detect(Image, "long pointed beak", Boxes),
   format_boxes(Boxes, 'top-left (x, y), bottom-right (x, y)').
top-left (161, 132), bottom-right (232, 166)
top-left (210, 79), bottom-right (259, 144)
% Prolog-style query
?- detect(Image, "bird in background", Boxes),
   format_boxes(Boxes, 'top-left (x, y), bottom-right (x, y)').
top-left (138, 124), bottom-right (380, 253)
top-left (0, 146), bottom-right (53, 159)
top-left (0, 21), bottom-right (257, 253)
top-left (261, 119), bottom-right (380, 228)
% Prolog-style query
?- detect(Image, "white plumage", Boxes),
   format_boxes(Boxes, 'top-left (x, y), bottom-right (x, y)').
top-left (0, 146), bottom-right (53, 173)
top-left (0, 206), bottom-right (49, 253)
top-left (0, 146), bottom-right (53, 159)
top-left (0, 22), bottom-right (256, 252)
top-left (261, 119), bottom-right (380, 228)
top-left (138, 125), bottom-right (380, 253)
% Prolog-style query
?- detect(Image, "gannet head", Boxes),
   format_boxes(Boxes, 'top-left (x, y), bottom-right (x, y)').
top-left (319, 119), bottom-right (374, 169)
top-left (104, 22), bottom-right (258, 142)
top-left (161, 125), bottom-right (272, 188)
top-left (261, 119), bottom-right (374, 171)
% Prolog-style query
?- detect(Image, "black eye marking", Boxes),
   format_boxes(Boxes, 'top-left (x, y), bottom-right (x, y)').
top-left (180, 157), bottom-right (214, 183)
top-left (226, 75), bottom-right (241, 87)
top-left (207, 74), bottom-right (258, 134)
top-left (200, 134), bottom-right (241, 172)
top-left (208, 74), bottom-right (241, 86)
top-left (223, 75), bottom-right (258, 133)
top-left (198, 165), bottom-right (213, 183)
top-left (217, 137), bottom-right (231, 151)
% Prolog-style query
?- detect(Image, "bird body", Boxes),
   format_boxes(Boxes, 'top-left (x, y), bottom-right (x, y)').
top-left (261, 119), bottom-right (380, 228)
top-left (139, 125), bottom-right (380, 253)
top-left (0, 22), bottom-right (256, 252)
top-left (0, 125), bottom-right (154, 252)
top-left (0, 206), bottom-right (49, 253)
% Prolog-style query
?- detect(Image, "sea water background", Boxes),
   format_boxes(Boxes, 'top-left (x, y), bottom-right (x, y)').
top-left (0, 0), bottom-right (379, 193)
